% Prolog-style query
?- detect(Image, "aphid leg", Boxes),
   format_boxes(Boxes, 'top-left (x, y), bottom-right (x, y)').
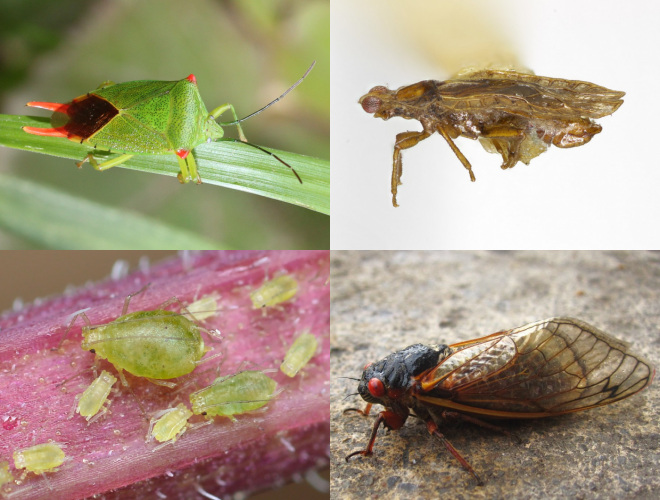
top-left (145, 378), bottom-right (178, 389)
top-left (55, 310), bottom-right (92, 350)
top-left (345, 410), bottom-right (406, 460)
top-left (426, 419), bottom-right (483, 486)
top-left (479, 127), bottom-right (525, 169)
top-left (436, 127), bottom-right (476, 183)
top-left (77, 152), bottom-right (135, 172)
top-left (441, 410), bottom-right (521, 444)
top-left (87, 398), bottom-right (112, 425)
top-left (121, 284), bottom-right (151, 315)
top-left (209, 103), bottom-right (248, 142)
top-left (392, 130), bottom-right (431, 207)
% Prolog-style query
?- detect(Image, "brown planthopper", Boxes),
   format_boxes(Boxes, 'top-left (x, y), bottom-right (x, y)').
top-left (359, 69), bottom-right (625, 206)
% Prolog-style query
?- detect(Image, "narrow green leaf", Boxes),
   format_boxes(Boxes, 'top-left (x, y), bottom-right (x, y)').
top-left (0, 173), bottom-right (221, 249)
top-left (0, 113), bottom-right (329, 214)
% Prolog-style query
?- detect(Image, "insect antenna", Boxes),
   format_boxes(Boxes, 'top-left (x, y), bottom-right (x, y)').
top-left (217, 137), bottom-right (302, 183)
top-left (218, 61), bottom-right (315, 127)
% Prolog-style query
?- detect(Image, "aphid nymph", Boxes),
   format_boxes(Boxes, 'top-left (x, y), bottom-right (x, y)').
top-left (13, 442), bottom-right (66, 478)
top-left (280, 332), bottom-right (318, 378)
top-left (250, 274), bottom-right (298, 309)
top-left (189, 370), bottom-right (278, 420)
top-left (75, 370), bottom-right (117, 424)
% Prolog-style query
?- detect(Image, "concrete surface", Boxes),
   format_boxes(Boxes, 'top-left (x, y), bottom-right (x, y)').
top-left (330, 251), bottom-right (659, 499)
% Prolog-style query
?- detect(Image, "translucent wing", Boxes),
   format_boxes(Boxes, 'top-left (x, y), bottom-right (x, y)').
top-left (417, 318), bottom-right (654, 417)
top-left (435, 70), bottom-right (625, 120)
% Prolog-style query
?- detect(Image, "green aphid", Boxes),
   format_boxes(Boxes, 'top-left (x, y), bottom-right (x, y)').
top-left (58, 288), bottom-right (219, 387)
top-left (189, 370), bottom-right (278, 420)
top-left (148, 403), bottom-right (194, 445)
top-left (0, 461), bottom-right (13, 488)
top-left (13, 443), bottom-right (65, 476)
top-left (22, 63), bottom-right (314, 184)
top-left (250, 275), bottom-right (298, 309)
top-left (76, 370), bottom-right (117, 423)
top-left (280, 332), bottom-right (318, 378)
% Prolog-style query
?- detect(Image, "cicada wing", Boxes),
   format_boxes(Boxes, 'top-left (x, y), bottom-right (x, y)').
top-left (418, 318), bottom-right (653, 416)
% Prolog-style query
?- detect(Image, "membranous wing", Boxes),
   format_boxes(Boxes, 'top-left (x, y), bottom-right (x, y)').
top-left (435, 70), bottom-right (625, 120)
top-left (416, 318), bottom-right (653, 417)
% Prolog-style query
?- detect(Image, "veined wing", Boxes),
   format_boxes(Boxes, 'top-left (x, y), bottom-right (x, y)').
top-left (435, 70), bottom-right (624, 120)
top-left (417, 318), bottom-right (653, 417)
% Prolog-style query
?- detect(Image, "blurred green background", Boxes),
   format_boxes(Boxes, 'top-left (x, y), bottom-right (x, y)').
top-left (0, 0), bottom-right (329, 249)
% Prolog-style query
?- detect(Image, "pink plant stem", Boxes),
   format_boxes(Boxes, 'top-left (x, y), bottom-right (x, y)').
top-left (0, 251), bottom-right (330, 499)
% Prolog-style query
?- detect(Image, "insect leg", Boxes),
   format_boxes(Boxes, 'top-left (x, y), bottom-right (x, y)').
top-left (55, 311), bottom-right (92, 350)
top-left (345, 409), bottom-right (407, 460)
top-left (78, 153), bottom-right (135, 171)
top-left (209, 103), bottom-right (248, 142)
top-left (392, 130), bottom-right (431, 207)
top-left (121, 284), bottom-right (151, 315)
top-left (436, 128), bottom-right (476, 182)
top-left (426, 419), bottom-right (483, 486)
top-left (479, 127), bottom-right (525, 169)
top-left (343, 403), bottom-right (373, 417)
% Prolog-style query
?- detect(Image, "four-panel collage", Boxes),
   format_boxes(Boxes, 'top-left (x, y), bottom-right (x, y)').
top-left (0, 1), bottom-right (658, 499)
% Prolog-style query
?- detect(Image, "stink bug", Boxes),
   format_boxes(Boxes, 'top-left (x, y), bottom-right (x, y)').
top-left (23, 62), bottom-right (315, 184)
top-left (346, 317), bottom-right (654, 485)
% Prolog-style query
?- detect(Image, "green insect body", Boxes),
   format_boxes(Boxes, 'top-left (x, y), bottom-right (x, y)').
top-left (0, 461), bottom-right (13, 488)
top-left (12, 443), bottom-right (65, 475)
top-left (280, 332), bottom-right (318, 378)
top-left (189, 370), bottom-right (278, 420)
top-left (184, 293), bottom-right (219, 321)
top-left (82, 310), bottom-right (208, 385)
top-left (22, 75), bottom-right (234, 183)
top-left (250, 275), bottom-right (298, 309)
top-left (149, 403), bottom-right (193, 444)
top-left (22, 62), bottom-right (315, 184)
top-left (76, 370), bottom-right (117, 422)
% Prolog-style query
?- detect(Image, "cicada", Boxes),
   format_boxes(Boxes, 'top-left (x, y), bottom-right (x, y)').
top-left (345, 318), bottom-right (654, 485)
top-left (359, 69), bottom-right (625, 206)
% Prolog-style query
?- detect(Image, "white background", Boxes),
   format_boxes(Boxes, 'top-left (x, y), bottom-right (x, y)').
top-left (331, 0), bottom-right (660, 249)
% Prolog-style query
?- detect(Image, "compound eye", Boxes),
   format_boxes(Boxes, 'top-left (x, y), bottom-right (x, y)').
top-left (367, 378), bottom-right (385, 398)
top-left (361, 96), bottom-right (382, 114)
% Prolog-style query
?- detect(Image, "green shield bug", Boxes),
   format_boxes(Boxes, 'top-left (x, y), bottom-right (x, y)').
top-left (56, 286), bottom-right (221, 388)
top-left (280, 332), bottom-right (318, 378)
top-left (189, 370), bottom-right (279, 420)
top-left (22, 62), bottom-right (315, 184)
top-left (13, 442), bottom-right (66, 478)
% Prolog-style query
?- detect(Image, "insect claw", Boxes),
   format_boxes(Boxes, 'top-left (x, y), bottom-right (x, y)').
top-left (345, 449), bottom-right (371, 461)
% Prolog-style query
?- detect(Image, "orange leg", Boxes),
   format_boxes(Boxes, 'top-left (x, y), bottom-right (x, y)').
top-left (437, 127), bottom-right (476, 182)
top-left (479, 126), bottom-right (525, 169)
top-left (392, 130), bottom-right (431, 207)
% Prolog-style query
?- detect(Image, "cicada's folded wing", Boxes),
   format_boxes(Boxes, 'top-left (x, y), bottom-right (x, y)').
top-left (418, 318), bottom-right (653, 417)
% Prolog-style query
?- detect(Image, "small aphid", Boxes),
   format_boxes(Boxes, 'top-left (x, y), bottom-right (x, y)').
top-left (250, 275), bottom-right (298, 309)
top-left (360, 68), bottom-right (625, 206)
top-left (184, 292), bottom-right (220, 322)
top-left (57, 287), bottom-right (219, 387)
top-left (280, 332), bottom-right (318, 378)
top-left (147, 403), bottom-right (194, 447)
top-left (13, 442), bottom-right (66, 476)
top-left (189, 370), bottom-right (278, 420)
top-left (0, 461), bottom-right (13, 488)
top-left (76, 370), bottom-right (117, 423)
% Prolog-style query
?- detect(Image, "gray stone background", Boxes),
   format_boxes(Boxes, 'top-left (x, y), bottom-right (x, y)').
top-left (330, 251), bottom-right (659, 499)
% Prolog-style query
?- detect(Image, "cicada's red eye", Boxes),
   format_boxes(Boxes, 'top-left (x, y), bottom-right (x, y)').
top-left (363, 362), bottom-right (372, 371)
top-left (368, 378), bottom-right (385, 398)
